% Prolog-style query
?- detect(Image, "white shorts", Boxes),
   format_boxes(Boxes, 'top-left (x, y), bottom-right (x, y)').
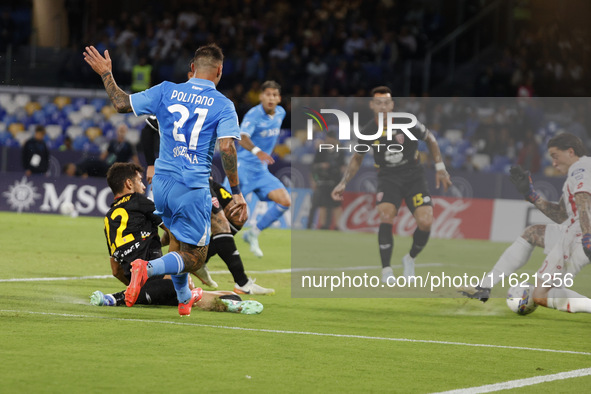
top-left (543, 223), bottom-right (564, 255)
top-left (539, 222), bottom-right (589, 280)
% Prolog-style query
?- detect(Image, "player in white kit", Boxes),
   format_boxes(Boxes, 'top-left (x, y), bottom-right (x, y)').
top-left (463, 133), bottom-right (591, 313)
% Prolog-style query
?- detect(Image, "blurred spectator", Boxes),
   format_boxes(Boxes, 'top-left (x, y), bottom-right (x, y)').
top-left (306, 56), bottom-right (328, 92)
top-left (114, 37), bottom-right (137, 87)
top-left (245, 81), bottom-right (261, 107)
top-left (62, 162), bottom-right (78, 177)
top-left (68, 125), bottom-right (140, 178)
top-left (131, 57), bottom-right (153, 93)
top-left (59, 136), bottom-right (73, 151)
top-left (397, 26), bottom-right (417, 58)
top-left (307, 131), bottom-right (345, 230)
top-left (344, 30), bottom-right (366, 58)
top-left (76, 157), bottom-right (109, 178)
top-left (516, 74), bottom-right (534, 98)
top-left (101, 124), bottom-right (140, 167)
top-left (22, 125), bottom-right (49, 176)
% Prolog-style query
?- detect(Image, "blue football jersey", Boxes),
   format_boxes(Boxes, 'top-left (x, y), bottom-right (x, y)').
top-left (238, 104), bottom-right (286, 169)
top-left (130, 78), bottom-right (240, 188)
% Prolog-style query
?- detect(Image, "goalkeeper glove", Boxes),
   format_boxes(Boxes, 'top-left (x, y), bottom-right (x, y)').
top-left (583, 233), bottom-right (591, 261)
top-left (509, 165), bottom-right (540, 203)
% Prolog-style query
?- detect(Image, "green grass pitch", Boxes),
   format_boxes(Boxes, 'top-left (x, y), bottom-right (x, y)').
top-left (0, 211), bottom-right (590, 393)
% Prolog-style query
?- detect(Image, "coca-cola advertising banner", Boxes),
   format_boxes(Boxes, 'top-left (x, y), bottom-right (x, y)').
top-left (339, 192), bottom-right (493, 239)
top-left (294, 187), bottom-right (551, 242)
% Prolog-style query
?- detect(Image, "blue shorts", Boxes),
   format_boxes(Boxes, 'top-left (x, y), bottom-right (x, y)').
top-left (224, 165), bottom-right (285, 201)
top-left (152, 175), bottom-right (211, 246)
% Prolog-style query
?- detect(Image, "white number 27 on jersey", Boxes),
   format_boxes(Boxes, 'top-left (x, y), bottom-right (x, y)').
top-left (167, 104), bottom-right (208, 150)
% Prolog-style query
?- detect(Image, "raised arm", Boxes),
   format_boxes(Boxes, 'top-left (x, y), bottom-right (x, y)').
top-left (510, 166), bottom-right (568, 223)
top-left (83, 46), bottom-right (132, 113)
top-left (534, 196), bottom-right (568, 223)
top-left (219, 137), bottom-right (247, 222)
top-left (425, 132), bottom-right (452, 191)
top-left (331, 152), bottom-right (364, 201)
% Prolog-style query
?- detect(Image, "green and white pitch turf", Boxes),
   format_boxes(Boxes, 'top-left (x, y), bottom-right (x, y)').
top-left (0, 212), bottom-right (590, 393)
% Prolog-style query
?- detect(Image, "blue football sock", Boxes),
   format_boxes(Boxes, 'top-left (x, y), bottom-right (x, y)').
top-left (103, 294), bottom-right (116, 306)
top-left (171, 273), bottom-right (192, 304)
top-left (147, 252), bottom-right (185, 276)
top-left (256, 202), bottom-right (289, 231)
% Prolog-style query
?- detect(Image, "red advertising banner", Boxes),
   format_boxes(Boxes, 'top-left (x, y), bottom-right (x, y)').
top-left (339, 192), bottom-right (493, 239)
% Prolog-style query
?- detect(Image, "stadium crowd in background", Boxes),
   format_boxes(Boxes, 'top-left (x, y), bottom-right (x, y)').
top-left (1, 0), bottom-right (591, 179)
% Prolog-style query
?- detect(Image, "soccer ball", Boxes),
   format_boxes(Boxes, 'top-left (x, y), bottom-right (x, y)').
top-left (59, 201), bottom-right (77, 217)
top-left (506, 282), bottom-right (537, 315)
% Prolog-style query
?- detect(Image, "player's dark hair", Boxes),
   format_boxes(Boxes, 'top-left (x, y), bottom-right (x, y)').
top-left (261, 80), bottom-right (281, 93)
top-left (547, 133), bottom-right (586, 157)
top-left (370, 86), bottom-right (392, 96)
top-left (107, 162), bottom-right (144, 195)
top-left (192, 43), bottom-right (224, 70)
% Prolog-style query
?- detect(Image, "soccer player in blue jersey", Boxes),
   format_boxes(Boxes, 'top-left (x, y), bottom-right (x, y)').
top-left (233, 81), bottom-right (290, 257)
top-left (84, 43), bottom-right (247, 316)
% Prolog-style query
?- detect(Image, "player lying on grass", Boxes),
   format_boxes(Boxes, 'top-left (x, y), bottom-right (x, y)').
top-left (462, 133), bottom-right (591, 313)
top-left (85, 43), bottom-right (250, 316)
top-left (142, 112), bottom-right (274, 295)
top-left (94, 162), bottom-right (263, 314)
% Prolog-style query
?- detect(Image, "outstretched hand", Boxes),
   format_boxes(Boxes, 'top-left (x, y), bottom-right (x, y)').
top-left (509, 165), bottom-right (539, 203)
top-left (83, 46), bottom-right (112, 76)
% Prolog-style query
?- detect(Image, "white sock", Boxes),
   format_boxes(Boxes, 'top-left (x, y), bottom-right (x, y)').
top-left (480, 237), bottom-right (534, 288)
top-left (547, 287), bottom-right (591, 313)
top-left (251, 226), bottom-right (261, 236)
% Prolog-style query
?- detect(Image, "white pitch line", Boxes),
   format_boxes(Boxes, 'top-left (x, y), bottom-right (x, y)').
top-left (0, 275), bottom-right (112, 282)
top-left (244, 263), bottom-right (443, 274)
top-left (0, 263), bottom-right (443, 282)
top-left (1, 309), bottom-right (590, 357)
top-left (433, 367), bottom-right (591, 393)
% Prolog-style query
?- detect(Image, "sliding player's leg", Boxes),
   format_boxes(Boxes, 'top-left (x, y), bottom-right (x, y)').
top-left (533, 236), bottom-right (591, 313)
top-left (461, 224), bottom-right (549, 302)
top-left (127, 182), bottom-right (212, 312)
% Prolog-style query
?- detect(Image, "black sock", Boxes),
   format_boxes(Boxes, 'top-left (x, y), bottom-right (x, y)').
top-left (378, 223), bottom-right (394, 268)
top-left (112, 290), bottom-right (126, 306)
top-left (307, 205), bottom-right (317, 229)
top-left (205, 239), bottom-right (218, 263)
top-left (212, 233), bottom-right (249, 286)
top-left (410, 228), bottom-right (430, 258)
top-left (229, 222), bottom-right (242, 235)
top-left (137, 278), bottom-right (177, 306)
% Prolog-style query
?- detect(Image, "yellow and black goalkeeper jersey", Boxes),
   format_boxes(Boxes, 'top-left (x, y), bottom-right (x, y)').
top-left (104, 193), bottom-right (162, 266)
top-left (358, 118), bottom-right (429, 172)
